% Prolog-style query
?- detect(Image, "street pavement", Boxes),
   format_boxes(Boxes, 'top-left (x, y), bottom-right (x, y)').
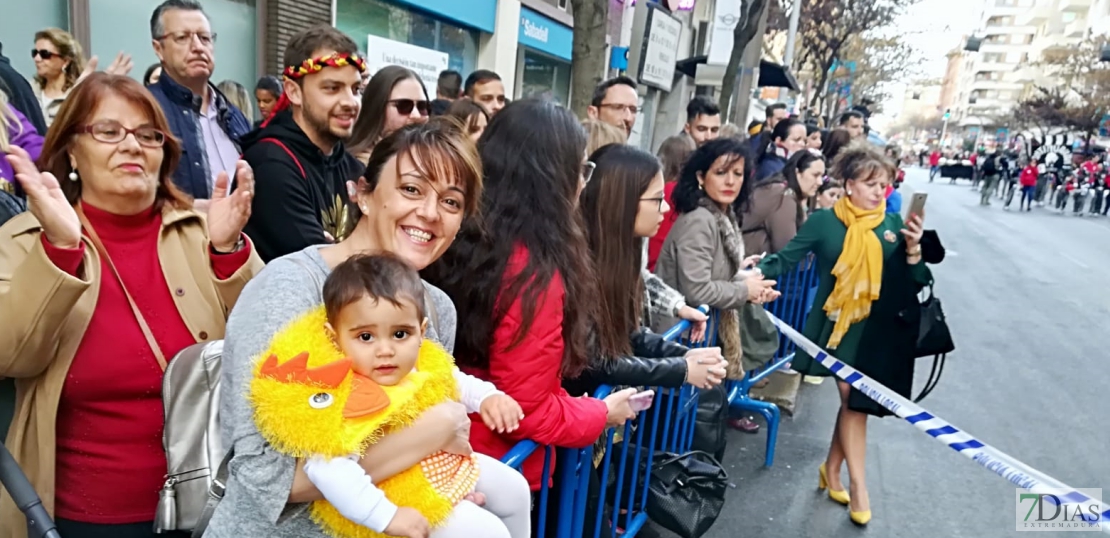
top-left (675, 166), bottom-right (1110, 538)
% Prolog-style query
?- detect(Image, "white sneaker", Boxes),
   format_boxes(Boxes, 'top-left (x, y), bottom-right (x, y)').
top-left (803, 375), bottom-right (825, 385)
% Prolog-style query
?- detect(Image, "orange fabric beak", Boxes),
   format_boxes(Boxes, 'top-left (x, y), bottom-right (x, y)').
top-left (343, 373), bottom-right (390, 418)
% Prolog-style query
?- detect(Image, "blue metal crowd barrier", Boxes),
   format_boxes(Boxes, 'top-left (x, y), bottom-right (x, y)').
top-left (499, 313), bottom-right (704, 538)
top-left (669, 256), bottom-right (820, 468)
top-left (498, 259), bottom-right (819, 535)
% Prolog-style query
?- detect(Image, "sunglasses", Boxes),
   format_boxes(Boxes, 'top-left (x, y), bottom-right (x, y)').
top-left (389, 99), bottom-right (430, 117)
top-left (31, 49), bottom-right (60, 60)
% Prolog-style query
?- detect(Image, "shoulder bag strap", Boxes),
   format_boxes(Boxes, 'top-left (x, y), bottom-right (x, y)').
top-left (190, 449), bottom-right (234, 538)
top-left (76, 204), bottom-right (168, 371)
top-left (259, 138), bottom-right (306, 179)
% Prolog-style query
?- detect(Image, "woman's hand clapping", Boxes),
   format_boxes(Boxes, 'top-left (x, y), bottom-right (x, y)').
top-left (207, 160), bottom-right (254, 252)
top-left (5, 147), bottom-right (81, 248)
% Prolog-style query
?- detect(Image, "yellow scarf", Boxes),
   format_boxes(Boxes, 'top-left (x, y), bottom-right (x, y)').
top-left (823, 197), bottom-right (885, 349)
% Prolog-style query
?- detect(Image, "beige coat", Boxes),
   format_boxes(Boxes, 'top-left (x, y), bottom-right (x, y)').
top-left (739, 181), bottom-right (804, 256)
top-left (652, 206), bottom-right (750, 332)
top-left (0, 207), bottom-right (262, 538)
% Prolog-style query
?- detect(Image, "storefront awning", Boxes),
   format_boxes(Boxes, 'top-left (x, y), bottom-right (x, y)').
top-left (674, 56), bottom-right (800, 91)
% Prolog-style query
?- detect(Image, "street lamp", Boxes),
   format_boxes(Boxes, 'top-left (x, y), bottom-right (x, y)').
top-left (940, 109), bottom-right (951, 148)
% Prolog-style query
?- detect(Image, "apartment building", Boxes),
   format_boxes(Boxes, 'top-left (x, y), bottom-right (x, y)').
top-left (952, 0), bottom-right (1037, 127)
top-left (1013, 0), bottom-right (1092, 93)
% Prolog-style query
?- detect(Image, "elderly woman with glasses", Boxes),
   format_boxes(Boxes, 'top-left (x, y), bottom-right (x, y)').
top-left (0, 73), bottom-right (262, 538)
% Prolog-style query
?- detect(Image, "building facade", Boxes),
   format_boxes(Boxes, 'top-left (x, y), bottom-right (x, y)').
top-left (953, 0), bottom-right (1037, 126)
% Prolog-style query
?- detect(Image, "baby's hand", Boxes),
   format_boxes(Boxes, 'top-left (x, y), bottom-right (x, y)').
top-left (383, 506), bottom-right (429, 538)
top-left (479, 393), bottom-right (524, 434)
top-left (462, 491), bottom-right (486, 506)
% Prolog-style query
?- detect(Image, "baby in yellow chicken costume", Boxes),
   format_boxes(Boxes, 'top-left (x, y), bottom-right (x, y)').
top-left (250, 254), bottom-right (532, 538)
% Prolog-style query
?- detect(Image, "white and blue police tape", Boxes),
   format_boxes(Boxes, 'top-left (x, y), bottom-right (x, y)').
top-left (765, 312), bottom-right (1110, 531)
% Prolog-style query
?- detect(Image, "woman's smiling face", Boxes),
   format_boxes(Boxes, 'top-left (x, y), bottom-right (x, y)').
top-left (358, 152), bottom-right (467, 270)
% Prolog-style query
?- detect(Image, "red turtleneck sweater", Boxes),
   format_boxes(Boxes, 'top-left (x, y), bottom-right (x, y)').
top-left (41, 203), bottom-right (250, 524)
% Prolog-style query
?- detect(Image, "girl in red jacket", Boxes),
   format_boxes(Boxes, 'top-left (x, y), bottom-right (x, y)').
top-left (424, 100), bottom-right (639, 496)
top-left (1019, 162), bottom-right (1038, 211)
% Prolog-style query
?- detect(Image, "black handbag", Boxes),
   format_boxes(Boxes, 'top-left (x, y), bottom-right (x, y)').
top-left (914, 284), bottom-right (955, 402)
top-left (647, 451), bottom-right (728, 538)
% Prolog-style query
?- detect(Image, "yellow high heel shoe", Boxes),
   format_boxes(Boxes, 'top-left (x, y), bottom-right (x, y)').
top-left (849, 509), bottom-right (872, 526)
top-left (818, 463), bottom-right (851, 506)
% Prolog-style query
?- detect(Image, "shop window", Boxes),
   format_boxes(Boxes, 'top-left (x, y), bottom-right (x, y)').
top-left (520, 50), bottom-right (571, 105)
top-left (88, 0), bottom-right (257, 84)
top-left (1, 0), bottom-right (68, 78)
top-left (336, 0), bottom-right (479, 76)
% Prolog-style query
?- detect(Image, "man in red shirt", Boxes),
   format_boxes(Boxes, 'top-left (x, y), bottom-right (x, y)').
top-left (929, 149), bottom-right (941, 182)
top-left (1018, 161), bottom-right (1038, 211)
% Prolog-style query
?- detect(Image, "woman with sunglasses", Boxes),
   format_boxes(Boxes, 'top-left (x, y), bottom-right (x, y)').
top-left (0, 73), bottom-right (262, 538)
top-left (31, 28), bottom-right (87, 128)
top-left (349, 65), bottom-right (430, 163)
top-left (31, 28), bottom-right (132, 128)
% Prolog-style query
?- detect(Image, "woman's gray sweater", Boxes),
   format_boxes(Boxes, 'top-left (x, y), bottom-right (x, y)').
top-left (203, 246), bottom-right (457, 538)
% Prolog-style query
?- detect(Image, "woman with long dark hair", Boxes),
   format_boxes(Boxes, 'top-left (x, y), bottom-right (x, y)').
top-left (425, 100), bottom-right (638, 491)
top-left (741, 150), bottom-right (827, 255)
top-left (574, 143), bottom-right (726, 395)
top-left (755, 118), bottom-right (806, 182)
top-left (654, 138), bottom-right (779, 435)
top-left (348, 66), bottom-right (430, 162)
top-left (822, 128), bottom-right (853, 167)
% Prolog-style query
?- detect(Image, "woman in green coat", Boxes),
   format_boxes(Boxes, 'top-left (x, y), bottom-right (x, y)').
top-left (758, 142), bottom-right (934, 527)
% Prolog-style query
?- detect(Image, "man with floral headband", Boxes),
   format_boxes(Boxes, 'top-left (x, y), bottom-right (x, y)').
top-left (241, 24), bottom-right (367, 262)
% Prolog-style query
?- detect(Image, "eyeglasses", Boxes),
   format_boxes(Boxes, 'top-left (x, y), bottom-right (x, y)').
top-left (390, 99), bottom-right (430, 117)
top-left (31, 49), bottom-right (60, 60)
top-left (157, 32), bottom-right (217, 47)
top-left (599, 103), bottom-right (638, 115)
top-left (582, 161), bottom-right (596, 184)
top-left (641, 196), bottom-right (668, 211)
top-left (76, 120), bottom-right (167, 148)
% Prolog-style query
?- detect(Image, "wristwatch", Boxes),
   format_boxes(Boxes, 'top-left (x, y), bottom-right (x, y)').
top-left (212, 235), bottom-right (246, 254)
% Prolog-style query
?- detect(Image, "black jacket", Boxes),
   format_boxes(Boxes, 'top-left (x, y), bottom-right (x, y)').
top-left (565, 328), bottom-right (690, 397)
top-left (0, 44), bottom-right (47, 135)
top-left (849, 230), bottom-right (945, 416)
top-left (241, 109), bottom-right (363, 262)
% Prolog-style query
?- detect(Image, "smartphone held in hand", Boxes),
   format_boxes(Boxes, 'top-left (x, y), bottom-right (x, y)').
top-left (628, 390), bottom-right (655, 412)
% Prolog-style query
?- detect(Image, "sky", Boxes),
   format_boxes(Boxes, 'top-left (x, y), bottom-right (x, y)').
top-left (873, 0), bottom-right (983, 128)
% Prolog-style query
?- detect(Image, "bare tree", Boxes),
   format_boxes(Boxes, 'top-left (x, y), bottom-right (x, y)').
top-left (843, 35), bottom-right (920, 113)
top-left (1013, 86), bottom-right (1069, 140)
top-left (569, 0), bottom-right (610, 118)
top-left (781, 0), bottom-right (917, 113)
top-left (718, 0), bottom-right (768, 123)
top-left (1036, 34), bottom-right (1110, 153)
